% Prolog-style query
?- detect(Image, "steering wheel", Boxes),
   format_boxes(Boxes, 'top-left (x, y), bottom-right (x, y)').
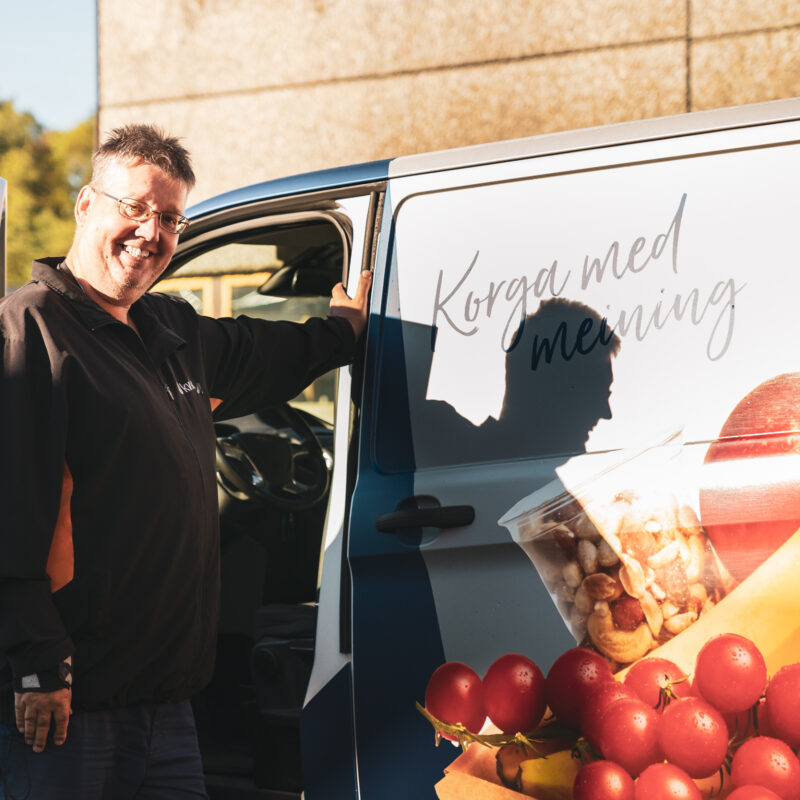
top-left (215, 404), bottom-right (330, 510)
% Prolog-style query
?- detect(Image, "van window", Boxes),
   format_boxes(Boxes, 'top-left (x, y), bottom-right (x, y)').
top-left (159, 224), bottom-right (340, 423)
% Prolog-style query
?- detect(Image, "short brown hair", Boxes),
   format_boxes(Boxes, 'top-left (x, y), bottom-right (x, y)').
top-left (92, 124), bottom-right (196, 190)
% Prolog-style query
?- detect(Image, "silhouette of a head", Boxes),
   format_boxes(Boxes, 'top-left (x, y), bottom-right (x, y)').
top-left (498, 298), bottom-right (620, 458)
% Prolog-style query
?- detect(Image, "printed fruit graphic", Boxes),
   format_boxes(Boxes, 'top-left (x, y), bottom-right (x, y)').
top-left (764, 662), bottom-right (800, 748)
top-left (483, 653), bottom-right (546, 733)
top-left (424, 661), bottom-right (485, 738)
top-left (624, 657), bottom-right (691, 711)
top-left (730, 736), bottom-right (800, 800)
top-left (573, 760), bottom-right (634, 800)
top-left (634, 763), bottom-right (701, 799)
top-left (597, 698), bottom-right (662, 777)
top-left (727, 787), bottom-right (783, 800)
top-left (700, 373), bottom-right (800, 581)
top-left (517, 749), bottom-right (580, 800)
top-left (694, 633), bottom-right (767, 713)
top-left (545, 647), bottom-right (614, 728)
top-left (657, 697), bottom-right (728, 778)
top-left (579, 680), bottom-right (636, 750)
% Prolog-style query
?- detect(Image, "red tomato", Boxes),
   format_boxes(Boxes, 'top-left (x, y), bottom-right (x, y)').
top-left (728, 787), bottom-right (783, 800)
top-left (573, 760), bottom-right (635, 800)
top-left (764, 662), bottom-right (800, 748)
top-left (658, 697), bottom-right (729, 778)
top-left (482, 653), bottom-right (545, 733)
top-left (699, 373), bottom-right (800, 581)
top-left (730, 737), bottom-right (800, 800)
top-left (694, 634), bottom-right (767, 713)
top-left (424, 661), bottom-right (485, 739)
top-left (545, 647), bottom-right (614, 728)
top-left (634, 763), bottom-right (701, 799)
top-left (599, 697), bottom-right (662, 777)
top-left (624, 658), bottom-right (692, 711)
top-left (580, 680), bottom-right (636, 750)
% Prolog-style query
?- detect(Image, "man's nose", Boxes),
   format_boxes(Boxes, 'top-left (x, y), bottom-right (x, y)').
top-left (135, 214), bottom-right (160, 240)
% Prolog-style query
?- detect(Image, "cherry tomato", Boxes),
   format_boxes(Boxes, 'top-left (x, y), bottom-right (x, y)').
top-left (545, 647), bottom-right (614, 728)
top-left (634, 763), bottom-right (701, 799)
top-left (727, 787), bottom-right (783, 800)
top-left (424, 661), bottom-right (485, 739)
top-left (573, 759), bottom-right (634, 800)
top-left (694, 634), bottom-right (767, 713)
top-left (730, 736), bottom-right (800, 800)
top-left (764, 662), bottom-right (800, 749)
top-left (598, 697), bottom-right (662, 777)
top-left (482, 653), bottom-right (545, 733)
top-left (624, 657), bottom-right (691, 711)
top-left (580, 680), bottom-right (636, 750)
top-left (658, 697), bottom-right (728, 778)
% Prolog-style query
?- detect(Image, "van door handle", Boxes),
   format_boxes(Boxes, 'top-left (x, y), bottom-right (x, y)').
top-left (376, 499), bottom-right (475, 533)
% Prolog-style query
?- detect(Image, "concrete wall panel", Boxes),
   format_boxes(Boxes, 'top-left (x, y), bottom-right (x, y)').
top-left (99, 42), bottom-right (685, 202)
top-left (692, 0), bottom-right (800, 38)
top-left (691, 29), bottom-right (800, 110)
top-left (98, 0), bottom-right (684, 106)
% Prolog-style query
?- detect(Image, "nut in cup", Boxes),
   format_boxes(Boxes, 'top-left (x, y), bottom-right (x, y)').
top-left (499, 432), bottom-right (731, 667)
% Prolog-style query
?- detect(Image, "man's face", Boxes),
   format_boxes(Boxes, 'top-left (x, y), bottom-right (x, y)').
top-left (72, 158), bottom-right (188, 307)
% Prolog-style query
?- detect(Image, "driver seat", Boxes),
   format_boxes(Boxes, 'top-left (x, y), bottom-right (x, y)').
top-left (250, 602), bottom-right (317, 792)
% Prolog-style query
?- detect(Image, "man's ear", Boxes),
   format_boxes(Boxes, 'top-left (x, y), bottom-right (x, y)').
top-left (74, 185), bottom-right (94, 225)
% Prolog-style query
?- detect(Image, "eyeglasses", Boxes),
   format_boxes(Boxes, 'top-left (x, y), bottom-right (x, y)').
top-left (99, 191), bottom-right (189, 235)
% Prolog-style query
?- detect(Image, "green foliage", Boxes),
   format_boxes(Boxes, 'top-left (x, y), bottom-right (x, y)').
top-left (0, 101), bottom-right (94, 288)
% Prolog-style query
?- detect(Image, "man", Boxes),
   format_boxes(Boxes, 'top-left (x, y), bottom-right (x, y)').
top-left (0, 124), bottom-right (370, 798)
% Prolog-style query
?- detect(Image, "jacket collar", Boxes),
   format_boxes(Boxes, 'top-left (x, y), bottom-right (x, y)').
top-left (33, 258), bottom-right (186, 365)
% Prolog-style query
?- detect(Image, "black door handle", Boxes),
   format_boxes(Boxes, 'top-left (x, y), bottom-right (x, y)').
top-left (376, 500), bottom-right (475, 533)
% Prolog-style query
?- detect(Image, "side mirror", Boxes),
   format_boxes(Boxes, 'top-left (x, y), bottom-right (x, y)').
top-left (259, 243), bottom-right (341, 297)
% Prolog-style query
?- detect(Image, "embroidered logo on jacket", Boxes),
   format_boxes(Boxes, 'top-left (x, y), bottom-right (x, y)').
top-left (176, 379), bottom-right (204, 397)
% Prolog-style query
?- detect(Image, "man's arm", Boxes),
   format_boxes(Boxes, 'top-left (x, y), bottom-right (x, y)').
top-left (0, 330), bottom-right (75, 750)
top-left (199, 269), bottom-right (372, 420)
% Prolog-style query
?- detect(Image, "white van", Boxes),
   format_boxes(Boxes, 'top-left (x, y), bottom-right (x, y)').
top-left (7, 99), bottom-right (800, 798)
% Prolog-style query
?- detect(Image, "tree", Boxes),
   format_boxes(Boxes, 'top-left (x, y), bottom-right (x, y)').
top-left (0, 101), bottom-right (94, 288)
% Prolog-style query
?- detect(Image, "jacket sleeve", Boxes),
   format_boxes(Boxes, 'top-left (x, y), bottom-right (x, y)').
top-left (198, 314), bottom-right (357, 420)
top-left (0, 326), bottom-right (75, 680)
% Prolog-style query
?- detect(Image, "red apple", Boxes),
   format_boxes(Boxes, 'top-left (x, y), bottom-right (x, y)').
top-left (699, 373), bottom-right (800, 581)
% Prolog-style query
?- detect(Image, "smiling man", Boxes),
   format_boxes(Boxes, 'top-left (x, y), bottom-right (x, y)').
top-left (0, 125), bottom-right (370, 799)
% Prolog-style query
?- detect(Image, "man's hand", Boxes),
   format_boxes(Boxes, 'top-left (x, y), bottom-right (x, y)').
top-left (329, 270), bottom-right (372, 340)
top-left (15, 689), bottom-right (72, 752)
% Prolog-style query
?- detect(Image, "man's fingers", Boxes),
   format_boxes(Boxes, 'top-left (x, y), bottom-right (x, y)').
top-left (31, 711), bottom-right (52, 753)
top-left (353, 270), bottom-right (372, 307)
top-left (14, 695), bottom-right (24, 734)
top-left (352, 270), bottom-right (372, 302)
top-left (14, 689), bottom-right (72, 751)
top-left (330, 282), bottom-right (347, 303)
top-left (52, 705), bottom-right (70, 746)
top-left (331, 271), bottom-right (372, 305)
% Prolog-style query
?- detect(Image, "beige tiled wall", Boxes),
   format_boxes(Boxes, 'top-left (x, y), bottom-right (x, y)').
top-left (97, 0), bottom-right (800, 202)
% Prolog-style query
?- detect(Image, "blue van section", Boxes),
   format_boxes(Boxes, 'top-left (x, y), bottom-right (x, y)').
top-left (186, 160), bottom-right (392, 221)
top-left (347, 312), bottom-right (454, 799)
top-left (301, 663), bottom-right (359, 800)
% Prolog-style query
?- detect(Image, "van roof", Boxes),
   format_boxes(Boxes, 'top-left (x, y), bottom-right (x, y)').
top-left (187, 97), bottom-right (800, 222)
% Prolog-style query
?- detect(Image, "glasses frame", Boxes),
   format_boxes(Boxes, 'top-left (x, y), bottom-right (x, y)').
top-left (99, 190), bottom-right (189, 235)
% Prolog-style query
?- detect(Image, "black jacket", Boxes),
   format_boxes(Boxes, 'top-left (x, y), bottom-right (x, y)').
top-left (0, 258), bottom-right (355, 710)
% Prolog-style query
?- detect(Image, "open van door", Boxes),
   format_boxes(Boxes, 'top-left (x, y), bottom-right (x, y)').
top-left (1, 177), bottom-right (7, 295)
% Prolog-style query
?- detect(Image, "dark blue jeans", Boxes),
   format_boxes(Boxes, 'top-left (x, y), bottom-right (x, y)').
top-left (0, 701), bottom-right (208, 799)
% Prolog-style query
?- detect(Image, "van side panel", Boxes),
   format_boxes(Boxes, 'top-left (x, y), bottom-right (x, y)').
top-left (348, 114), bottom-right (800, 797)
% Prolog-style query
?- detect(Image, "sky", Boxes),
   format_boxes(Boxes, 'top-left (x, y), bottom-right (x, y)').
top-left (0, 0), bottom-right (97, 131)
